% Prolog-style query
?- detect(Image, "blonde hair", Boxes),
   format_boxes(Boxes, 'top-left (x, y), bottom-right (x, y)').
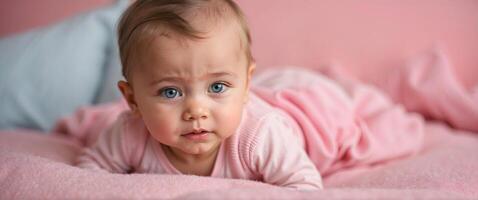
top-left (117, 0), bottom-right (253, 80)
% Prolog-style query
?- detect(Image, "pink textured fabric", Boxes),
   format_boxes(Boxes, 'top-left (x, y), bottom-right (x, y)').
top-left (53, 100), bottom-right (128, 147)
top-left (0, 122), bottom-right (476, 199)
top-left (324, 123), bottom-right (478, 197)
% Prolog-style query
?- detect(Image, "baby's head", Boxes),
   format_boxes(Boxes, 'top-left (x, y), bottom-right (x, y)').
top-left (117, 0), bottom-right (254, 157)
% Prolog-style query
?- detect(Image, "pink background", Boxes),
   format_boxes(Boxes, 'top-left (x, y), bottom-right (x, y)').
top-left (1, 0), bottom-right (477, 88)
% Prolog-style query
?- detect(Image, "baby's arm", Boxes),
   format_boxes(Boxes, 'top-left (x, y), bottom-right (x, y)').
top-left (76, 113), bottom-right (136, 173)
top-left (250, 114), bottom-right (323, 190)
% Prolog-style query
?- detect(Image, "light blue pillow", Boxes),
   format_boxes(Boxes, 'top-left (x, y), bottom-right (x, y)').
top-left (0, 0), bottom-right (128, 131)
top-left (93, 37), bottom-right (124, 104)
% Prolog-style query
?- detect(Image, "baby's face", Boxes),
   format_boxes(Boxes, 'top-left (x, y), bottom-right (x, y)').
top-left (121, 22), bottom-right (253, 158)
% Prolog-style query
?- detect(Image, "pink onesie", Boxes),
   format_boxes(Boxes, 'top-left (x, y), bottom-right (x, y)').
top-left (72, 68), bottom-right (424, 190)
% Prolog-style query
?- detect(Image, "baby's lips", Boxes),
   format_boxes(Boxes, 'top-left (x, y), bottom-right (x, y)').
top-left (182, 128), bottom-right (210, 135)
top-left (181, 130), bottom-right (211, 141)
top-left (192, 128), bottom-right (209, 134)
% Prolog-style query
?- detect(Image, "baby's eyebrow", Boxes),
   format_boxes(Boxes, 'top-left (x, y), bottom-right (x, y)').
top-left (149, 77), bottom-right (182, 86)
top-left (149, 71), bottom-right (238, 85)
top-left (207, 72), bottom-right (238, 78)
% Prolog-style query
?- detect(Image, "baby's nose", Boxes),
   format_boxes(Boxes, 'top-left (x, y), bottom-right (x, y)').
top-left (182, 100), bottom-right (210, 121)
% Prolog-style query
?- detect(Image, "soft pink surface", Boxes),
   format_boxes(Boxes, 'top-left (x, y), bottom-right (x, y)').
top-left (1, 50), bottom-right (477, 199)
top-left (0, 123), bottom-right (476, 199)
top-left (2, 0), bottom-right (477, 87)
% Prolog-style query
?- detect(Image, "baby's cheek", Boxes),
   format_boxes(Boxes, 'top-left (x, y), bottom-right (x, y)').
top-left (216, 103), bottom-right (244, 135)
top-left (144, 114), bottom-right (177, 138)
top-left (159, 115), bottom-right (181, 131)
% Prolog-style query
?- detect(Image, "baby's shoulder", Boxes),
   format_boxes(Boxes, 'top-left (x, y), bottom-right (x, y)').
top-left (242, 92), bottom-right (297, 127)
top-left (109, 110), bottom-right (150, 150)
top-left (243, 93), bottom-right (284, 120)
top-left (236, 93), bottom-right (300, 143)
top-left (114, 111), bottom-right (147, 133)
top-left (230, 94), bottom-right (304, 170)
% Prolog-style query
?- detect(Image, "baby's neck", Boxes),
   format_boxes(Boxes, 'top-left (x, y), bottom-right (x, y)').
top-left (161, 144), bottom-right (220, 176)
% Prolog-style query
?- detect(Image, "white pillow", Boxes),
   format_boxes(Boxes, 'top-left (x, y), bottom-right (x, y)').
top-left (0, 0), bottom-right (128, 131)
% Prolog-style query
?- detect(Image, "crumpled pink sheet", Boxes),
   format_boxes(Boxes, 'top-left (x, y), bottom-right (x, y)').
top-left (1, 49), bottom-right (477, 199)
top-left (320, 48), bottom-right (478, 133)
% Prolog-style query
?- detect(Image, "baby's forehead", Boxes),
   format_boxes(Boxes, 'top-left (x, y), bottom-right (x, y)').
top-left (135, 20), bottom-right (247, 63)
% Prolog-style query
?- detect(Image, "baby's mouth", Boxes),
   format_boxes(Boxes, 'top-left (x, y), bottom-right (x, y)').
top-left (184, 130), bottom-right (209, 135)
top-left (181, 129), bottom-right (211, 140)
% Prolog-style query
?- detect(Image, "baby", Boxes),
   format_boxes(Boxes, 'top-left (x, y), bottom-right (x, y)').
top-left (77, 0), bottom-right (423, 190)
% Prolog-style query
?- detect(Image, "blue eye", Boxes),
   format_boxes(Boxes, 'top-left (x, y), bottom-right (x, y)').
top-left (160, 88), bottom-right (182, 99)
top-left (209, 82), bottom-right (227, 93)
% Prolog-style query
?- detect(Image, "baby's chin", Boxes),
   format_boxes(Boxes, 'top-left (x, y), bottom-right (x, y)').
top-left (180, 141), bottom-right (221, 156)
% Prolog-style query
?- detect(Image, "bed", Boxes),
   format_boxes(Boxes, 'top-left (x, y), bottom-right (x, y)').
top-left (1, 0), bottom-right (477, 199)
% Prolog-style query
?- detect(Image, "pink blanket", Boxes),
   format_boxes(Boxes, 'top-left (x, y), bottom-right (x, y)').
top-left (1, 50), bottom-right (477, 199)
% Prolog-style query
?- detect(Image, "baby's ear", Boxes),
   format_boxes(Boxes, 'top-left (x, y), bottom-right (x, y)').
top-left (247, 63), bottom-right (256, 82)
top-left (118, 81), bottom-right (141, 116)
top-left (244, 63), bottom-right (256, 103)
